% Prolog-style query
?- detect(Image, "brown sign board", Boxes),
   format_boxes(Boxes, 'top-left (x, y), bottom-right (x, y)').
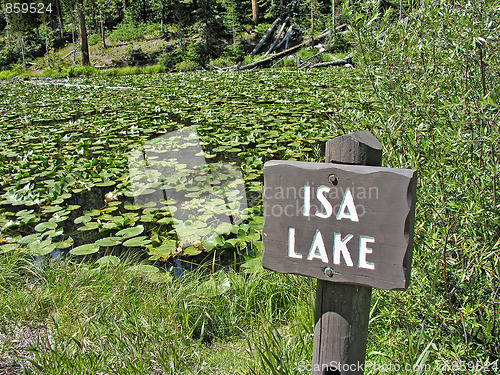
top-left (262, 160), bottom-right (417, 290)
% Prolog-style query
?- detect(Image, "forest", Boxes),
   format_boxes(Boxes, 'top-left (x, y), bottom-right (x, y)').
top-left (0, 0), bottom-right (350, 74)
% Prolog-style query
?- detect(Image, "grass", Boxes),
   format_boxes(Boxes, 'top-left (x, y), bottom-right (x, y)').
top-left (0, 251), bottom-right (315, 374)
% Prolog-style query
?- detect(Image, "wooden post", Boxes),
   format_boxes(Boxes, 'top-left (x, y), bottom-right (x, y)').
top-left (262, 130), bottom-right (416, 375)
top-left (312, 131), bottom-right (382, 375)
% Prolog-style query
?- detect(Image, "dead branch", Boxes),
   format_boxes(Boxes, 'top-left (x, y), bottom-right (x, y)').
top-left (264, 17), bottom-right (289, 57)
top-left (237, 43), bottom-right (303, 70)
top-left (309, 53), bottom-right (353, 68)
top-left (250, 17), bottom-right (281, 57)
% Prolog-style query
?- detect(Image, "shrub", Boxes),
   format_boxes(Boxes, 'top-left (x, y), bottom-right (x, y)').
top-left (87, 34), bottom-right (101, 46)
top-left (326, 32), bottom-right (350, 52)
top-left (67, 65), bottom-right (98, 77)
top-left (222, 42), bottom-right (246, 62)
top-left (109, 22), bottom-right (159, 43)
top-left (121, 46), bottom-right (149, 66)
top-left (158, 50), bottom-right (182, 71)
top-left (210, 56), bottom-right (236, 68)
top-left (175, 60), bottom-right (199, 72)
top-left (296, 48), bottom-right (317, 61)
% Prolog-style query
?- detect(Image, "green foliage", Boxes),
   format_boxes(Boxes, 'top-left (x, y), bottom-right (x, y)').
top-left (222, 42), bottom-right (246, 62)
top-left (109, 22), bottom-right (160, 43)
top-left (68, 65), bottom-right (99, 77)
top-left (0, 44), bottom-right (18, 70)
top-left (296, 48), bottom-right (317, 61)
top-left (327, 32), bottom-right (350, 53)
top-left (87, 34), bottom-right (101, 46)
top-left (254, 22), bottom-right (272, 36)
top-left (175, 60), bottom-right (199, 72)
top-left (0, 251), bottom-right (313, 374)
top-left (158, 50), bottom-right (182, 71)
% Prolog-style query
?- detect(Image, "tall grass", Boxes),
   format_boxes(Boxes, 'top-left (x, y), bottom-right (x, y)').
top-left (0, 251), bottom-right (315, 374)
top-left (344, 0), bottom-right (500, 370)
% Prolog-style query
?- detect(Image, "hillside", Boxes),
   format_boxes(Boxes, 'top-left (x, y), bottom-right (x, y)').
top-left (0, 0), bottom-right (351, 78)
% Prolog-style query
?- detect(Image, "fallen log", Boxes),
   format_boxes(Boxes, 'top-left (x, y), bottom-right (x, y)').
top-left (298, 50), bottom-right (324, 69)
top-left (309, 53), bottom-right (353, 68)
top-left (237, 43), bottom-right (303, 70)
top-left (264, 16), bottom-right (289, 57)
top-left (61, 49), bottom-right (77, 60)
top-left (250, 17), bottom-right (281, 57)
top-left (235, 24), bottom-right (349, 71)
top-left (275, 24), bottom-right (295, 51)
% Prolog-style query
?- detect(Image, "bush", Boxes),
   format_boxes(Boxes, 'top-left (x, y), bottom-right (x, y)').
top-left (158, 50), bottom-right (182, 71)
top-left (327, 32), bottom-right (350, 52)
top-left (283, 55), bottom-right (297, 67)
top-left (210, 56), bottom-right (235, 68)
top-left (222, 42), bottom-right (246, 62)
top-left (121, 46), bottom-right (149, 66)
top-left (87, 34), bottom-right (101, 46)
top-left (175, 60), bottom-right (199, 72)
top-left (296, 48), bottom-right (317, 61)
top-left (0, 47), bottom-right (18, 71)
top-left (109, 22), bottom-right (160, 43)
top-left (143, 64), bottom-right (165, 74)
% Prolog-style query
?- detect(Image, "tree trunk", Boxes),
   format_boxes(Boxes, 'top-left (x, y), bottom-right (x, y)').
top-left (161, 1), bottom-right (166, 32)
top-left (4, 13), bottom-right (13, 50)
top-left (55, 0), bottom-right (64, 39)
top-left (19, 32), bottom-right (26, 67)
top-left (251, 0), bottom-right (259, 24)
top-left (239, 43), bottom-right (303, 70)
top-left (332, 0), bottom-right (335, 36)
top-left (100, 9), bottom-right (107, 48)
top-left (264, 17), bottom-right (289, 56)
top-left (309, 53), bottom-right (353, 68)
top-left (311, 0), bottom-right (315, 45)
top-left (72, 9), bottom-right (76, 66)
top-left (78, 6), bottom-right (91, 66)
top-left (250, 17), bottom-right (281, 57)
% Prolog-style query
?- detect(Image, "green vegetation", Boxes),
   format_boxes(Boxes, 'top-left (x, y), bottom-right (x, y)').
top-left (1, 0), bottom-right (499, 373)
top-left (0, 251), bottom-right (314, 374)
top-left (0, 0), bottom-right (347, 75)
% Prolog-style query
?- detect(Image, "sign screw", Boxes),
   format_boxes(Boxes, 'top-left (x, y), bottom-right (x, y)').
top-left (323, 267), bottom-right (335, 278)
top-left (328, 174), bottom-right (338, 185)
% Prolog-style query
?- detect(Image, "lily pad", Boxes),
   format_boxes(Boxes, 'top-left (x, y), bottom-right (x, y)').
top-left (18, 233), bottom-right (42, 244)
top-left (95, 180), bottom-right (116, 187)
top-left (29, 240), bottom-right (56, 256)
top-left (74, 215), bottom-right (92, 224)
top-left (148, 240), bottom-right (177, 259)
top-left (54, 237), bottom-right (74, 249)
top-left (43, 206), bottom-right (63, 213)
top-left (70, 243), bottom-right (100, 256)
top-left (95, 237), bottom-right (123, 247)
top-left (35, 221), bottom-right (58, 232)
top-left (122, 236), bottom-right (151, 247)
top-left (183, 245), bottom-right (202, 256)
top-left (116, 225), bottom-right (144, 239)
top-left (0, 243), bottom-right (21, 254)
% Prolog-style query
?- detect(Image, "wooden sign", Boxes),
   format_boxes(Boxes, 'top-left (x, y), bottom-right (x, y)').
top-left (262, 160), bottom-right (417, 290)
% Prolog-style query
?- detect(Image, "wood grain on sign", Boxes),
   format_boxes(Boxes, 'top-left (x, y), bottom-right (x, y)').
top-left (262, 160), bottom-right (417, 290)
